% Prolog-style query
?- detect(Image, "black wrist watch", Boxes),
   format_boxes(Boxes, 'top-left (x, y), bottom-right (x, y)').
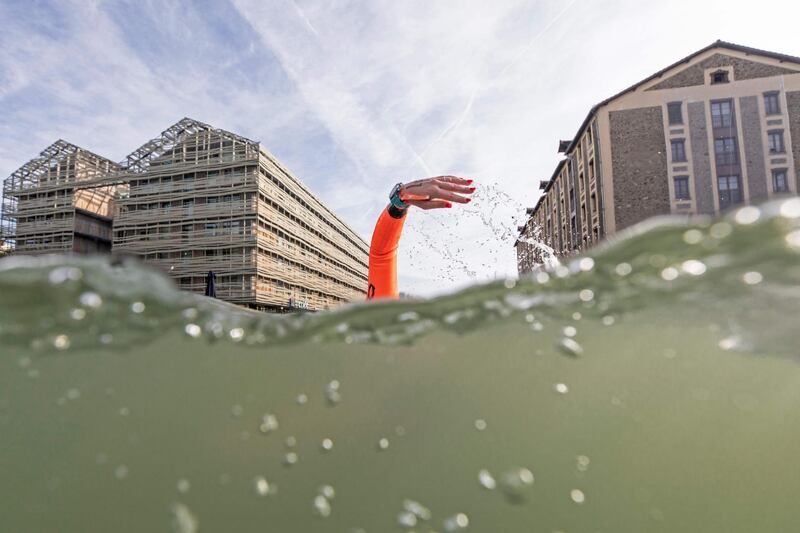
top-left (389, 182), bottom-right (409, 210)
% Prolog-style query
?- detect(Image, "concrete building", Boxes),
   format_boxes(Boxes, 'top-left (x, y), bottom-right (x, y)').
top-left (0, 140), bottom-right (121, 255)
top-left (517, 41), bottom-right (800, 273)
top-left (0, 119), bottom-right (369, 311)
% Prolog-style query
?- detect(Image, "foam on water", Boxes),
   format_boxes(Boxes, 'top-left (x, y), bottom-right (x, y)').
top-left (1, 200), bottom-right (800, 532)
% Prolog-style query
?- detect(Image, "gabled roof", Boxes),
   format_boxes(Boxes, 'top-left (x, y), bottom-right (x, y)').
top-left (123, 117), bottom-right (258, 173)
top-left (3, 139), bottom-right (119, 190)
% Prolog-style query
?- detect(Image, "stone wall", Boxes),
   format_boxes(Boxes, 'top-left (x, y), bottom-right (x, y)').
top-left (688, 102), bottom-right (715, 215)
top-left (609, 106), bottom-right (671, 231)
top-left (787, 91), bottom-right (800, 193)
top-left (648, 54), bottom-right (798, 91)
top-left (739, 96), bottom-right (768, 202)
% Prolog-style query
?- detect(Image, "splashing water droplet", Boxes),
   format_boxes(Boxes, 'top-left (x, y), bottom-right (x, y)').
top-left (570, 489), bottom-right (586, 504)
top-left (131, 301), bottom-right (145, 314)
top-left (325, 380), bottom-right (341, 406)
top-left (478, 469), bottom-right (497, 490)
top-left (682, 229), bottom-right (704, 244)
top-left (283, 452), bottom-right (298, 466)
top-left (576, 455), bottom-right (590, 472)
top-left (563, 326), bottom-right (577, 338)
top-left (403, 499), bottom-right (431, 521)
top-left (377, 438), bottom-right (390, 451)
top-left (296, 393), bottom-right (308, 405)
top-left (602, 315), bottom-right (616, 326)
top-left (231, 405), bottom-right (243, 418)
top-left (474, 419), bottom-right (487, 431)
top-left (615, 262), bottom-right (633, 276)
top-left (786, 230), bottom-right (800, 251)
top-left (779, 198), bottom-right (800, 219)
top-left (114, 465), bottom-right (129, 480)
top-left (681, 260), bottom-right (707, 276)
top-left (554, 383), bottom-right (569, 394)
top-left (318, 485), bottom-right (335, 500)
top-left (228, 328), bottom-right (244, 341)
top-left (578, 289), bottom-right (594, 302)
top-left (48, 266), bottom-right (82, 284)
top-left (321, 438), bottom-right (333, 452)
top-left (70, 308), bottom-right (86, 321)
top-left (397, 511), bottom-right (417, 528)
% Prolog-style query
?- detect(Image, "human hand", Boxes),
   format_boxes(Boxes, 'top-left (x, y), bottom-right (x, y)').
top-left (399, 176), bottom-right (475, 210)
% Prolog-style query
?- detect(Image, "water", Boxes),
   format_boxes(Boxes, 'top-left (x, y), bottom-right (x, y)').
top-left (1, 199), bottom-right (800, 532)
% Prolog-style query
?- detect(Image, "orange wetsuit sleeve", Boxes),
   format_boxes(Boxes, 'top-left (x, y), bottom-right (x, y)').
top-left (367, 205), bottom-right (407, 300)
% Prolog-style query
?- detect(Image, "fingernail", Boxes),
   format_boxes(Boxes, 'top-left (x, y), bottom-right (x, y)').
top-left (466, 198), bottom-right (472, 203)
top-left (468, 187), bottom-right (476, 192)
top-left (446, 202), bottom-right (453, 208)
top-left (467, 179), bottom-right (474, 184)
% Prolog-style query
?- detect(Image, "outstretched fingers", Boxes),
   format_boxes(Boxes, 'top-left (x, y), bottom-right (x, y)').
top-left (412, 199), bottom-right (452, 210)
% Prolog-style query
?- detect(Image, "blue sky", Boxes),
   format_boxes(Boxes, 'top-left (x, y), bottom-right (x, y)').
top-left (2, 0), bottom-right (799, 295)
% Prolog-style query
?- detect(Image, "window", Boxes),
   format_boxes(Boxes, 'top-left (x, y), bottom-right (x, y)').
top-left (674, 176), bottom-right (691, 200)
top-left (768, 130), bottom-right (785, 154)
top-left (711, 70), bottom-right (730, 84)
top-left (671, 139), bottom-right (687, 162)
top-left (668, 102), bottom-right (683, 125)
top-left (711, 100), bottom-right (733, 128)
top-left (714, 137), bottom-right (738, 165)
top-left (717, 175), bottom-right (742, 209)
top-left (773, 169), bottom-right (789, 193)
top-left (764, 92), bottom-right (781, 115)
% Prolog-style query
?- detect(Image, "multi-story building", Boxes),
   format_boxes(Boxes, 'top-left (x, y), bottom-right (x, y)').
top-left (0, 140), bottom-right (121, 255)
top-left (112, 118), bottom-right (369, 311)
top-left (517, 41), bottom-right (800, 273)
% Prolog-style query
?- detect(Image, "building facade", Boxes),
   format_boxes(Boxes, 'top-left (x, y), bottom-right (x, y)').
top-left (0, 119), bottom-right (369, 311)
top-left (517, 41), bottom-right (800, 273)
top-left (0, 140), bottom-right (121, 255)
top-left (112, 119), bottom-right (369, 311)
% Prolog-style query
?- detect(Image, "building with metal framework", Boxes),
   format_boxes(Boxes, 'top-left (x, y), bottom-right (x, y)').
top-left (111, 118), bottom-right (368, 311)
top-left (0, 140), bottom-right (121, 255)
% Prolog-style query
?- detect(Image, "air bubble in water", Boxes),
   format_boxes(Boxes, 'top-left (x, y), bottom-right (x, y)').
top-left (313, 495), bottom-right (331, 517)
top-left (572, 312), bottom-right (582, 321)
top-left (786, 230), bottom-right (800, 251)
top-left (615, 262), bottom-right (632, 276)
top-left (184, 324), bottom-right (202, 338)
top-left (70, 308), bottom-right (86, 321)
top-left (131, 302), bottom-right (145, 314)
top-left (554, 383), bottom-right (569, 394)
top-left (231, 405), bottom-right (244, 418)
top-left (99, 334), bottom-right (113, 345)
top-left (170, 502), bottom-right (198, 533)
top-left (397, 511), bottom-right (417, 528)
top-left (576, 455), bottom-right (590, 472)
top-left (443, 512), bottom-right (469, 531)
top-left (602, 315), bottom-right (615, 326)
top-left (296, 393), bottom-right (308, 405)
top-left (53, 334), bottom-right (70, 350)
top-left (119, 407), bottom-right (130, 416)
top-left (403, 499), bottom-right (431, 521)
top-left (578, 257), bottom-right (595, 272)
top-left (177, 478), bottom-right (191, 494)
top-left (660, 267), bottom-right (679, 281)
top-left (283, 452), bottom-right (298, 466)
top-left (114, 465), bottom-right (129, 480)
top-left (578, 289), bottom-right (594, 302)
top-left (478, 469), bottom-right (497, 490)
top-left (709, 222), bottom-right (732, 239)
top-left (558, 338), bottom-right (584, 357)
top-left (321, 438), bottom-right (333, 452)
top-left (742, 271), bottom-right (763, 285)
top-left (570, 489), bottom-right (586, 504)
top-left (285, 436), bottom-right (297, 448)
top-left (734, 206), bottom-right (760, 225)
top-left (535, 272), bottom-right (550, 284)
top-left (474, 419), bottom-right (487, 431)
top-left (259, 414), bottom-right (278, 434)
top-left (325, 380), bottom-right (341, 406)
top-left (500, 467), bottom-right (534, 503)
top-left (253, 476), bottom-right (270, 496)
top-left (681, 260), bottom-right (707, 276)
top-left (563, 326), bottom-right (577, 338)
top-left (66, 388), bottom-right (80, 400)
top-left (779, 198), bottom-right (800, 219)
top-left (319, 485), bottom-right (336, 500)
top-left (682, 229), bottom-right (703, 244)
top-left (79, 292), bottom-right (102, 308)
top-left (229, 328), bottom-right (244, 341)
top-left (48, 266), bottom-right (82, 284)
top-left (377, 438), bottom-right (390, 451)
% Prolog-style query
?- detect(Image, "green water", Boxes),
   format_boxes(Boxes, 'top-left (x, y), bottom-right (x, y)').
top-left (2, 200), bottom-right (800, 532)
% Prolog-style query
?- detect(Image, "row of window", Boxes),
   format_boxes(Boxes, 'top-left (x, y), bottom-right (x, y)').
top-left (670, 131), bottom-right (786, 165)
top-left (673, 169), bottom-right (790, 202)
top-left (667, 92), bottom-right (782, 128)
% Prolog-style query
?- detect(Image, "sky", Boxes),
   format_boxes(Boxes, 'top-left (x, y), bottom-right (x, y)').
top-left (1, 0), bottom-right (799, 296)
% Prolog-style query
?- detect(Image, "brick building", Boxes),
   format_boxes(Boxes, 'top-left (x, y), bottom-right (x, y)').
top-left (516, 41), bottom-right (800, 273)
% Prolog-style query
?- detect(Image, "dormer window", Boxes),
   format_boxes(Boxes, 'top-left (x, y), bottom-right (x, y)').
top-left (711, 70), bottom-right (730, 84)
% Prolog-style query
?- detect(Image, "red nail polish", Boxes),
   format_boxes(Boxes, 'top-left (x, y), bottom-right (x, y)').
top-left (469, 187), bottom-right (476, 193)
top-left (466, 198), bottom-right (472, 203)
top-left (446, 202), bottom-right (453, 208)
top-left (467, 179), bottom-right (474, 184)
